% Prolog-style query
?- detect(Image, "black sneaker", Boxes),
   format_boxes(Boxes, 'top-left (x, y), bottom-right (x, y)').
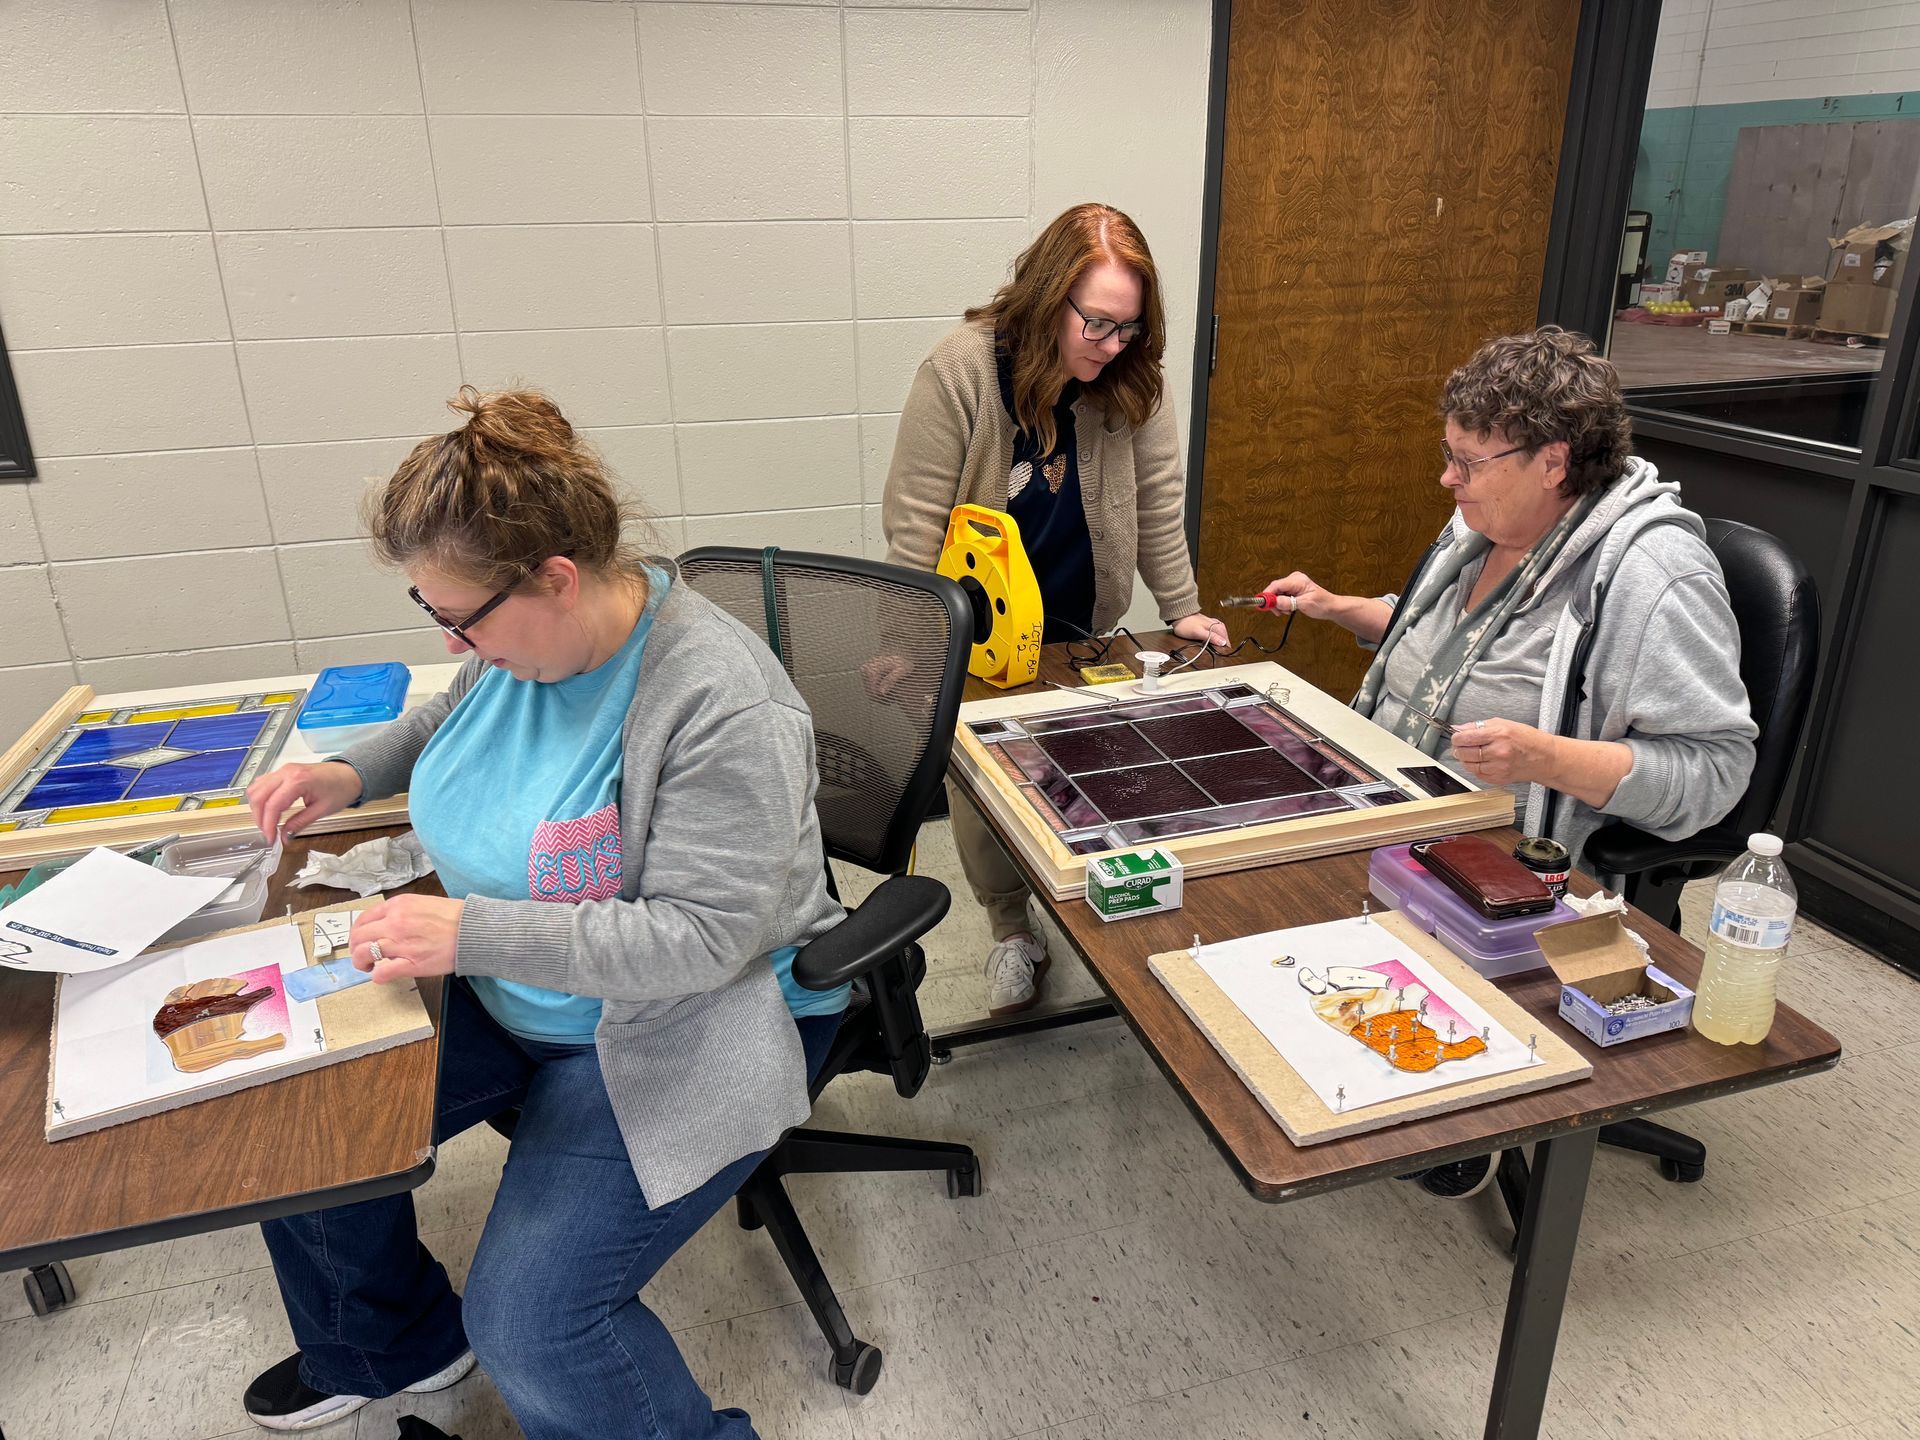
top-left (244, 1350), bottom-right (475, 1432)
top-left (1417, 1155), bottom-right (1496, 1199)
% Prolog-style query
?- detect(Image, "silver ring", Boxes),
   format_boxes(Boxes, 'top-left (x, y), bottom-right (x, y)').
top-left (369, 940), bottom-right (386, 964)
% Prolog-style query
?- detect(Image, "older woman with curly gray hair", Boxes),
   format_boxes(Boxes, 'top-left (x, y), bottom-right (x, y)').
top-left (1265, 326), bottom-right (1757, 880)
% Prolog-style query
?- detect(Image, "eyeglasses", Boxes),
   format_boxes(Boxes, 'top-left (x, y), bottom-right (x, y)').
top-left (408, 582), bottom-right (516, 648)
top-left (1440, 442), bottom-right (1526, 476)
top-left (1066, 295), bottom-right (1147, 345)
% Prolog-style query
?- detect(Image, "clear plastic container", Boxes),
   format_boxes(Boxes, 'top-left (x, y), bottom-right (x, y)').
top-left (1694, 833), bottom-right (1798, 1046)
top-left (297, 662), bottom-right (410, 731)
top-left (152, 833), bottom-right (282, 947)
top-left (1368, 841), bottom-right (1578, 978)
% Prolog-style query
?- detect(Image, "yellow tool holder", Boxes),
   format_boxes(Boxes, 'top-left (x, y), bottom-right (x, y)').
top-left (937, 504), bottom-right (1044, 689)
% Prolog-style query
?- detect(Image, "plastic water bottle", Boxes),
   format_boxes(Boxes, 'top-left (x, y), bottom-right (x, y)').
top-left (1693, 834), bottom-right (1797, 1045)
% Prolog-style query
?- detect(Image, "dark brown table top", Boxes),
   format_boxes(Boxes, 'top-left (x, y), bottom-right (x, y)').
top-left (958, 634), bottom-right (1843, 1201)
top-left (0, 831), bottom-right (445, 1269)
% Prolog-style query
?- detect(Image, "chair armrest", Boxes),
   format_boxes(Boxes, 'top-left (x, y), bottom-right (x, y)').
top-left (1584, 821), bottom-right (1745, 877)
top-left (792, 874), bottom-right (951, 992)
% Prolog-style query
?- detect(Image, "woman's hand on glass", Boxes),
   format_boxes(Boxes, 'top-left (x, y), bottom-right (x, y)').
top-left (349, 894), bottom-right (464, 984)
top-left (245, 761), bottom-right (363, 841)
top-left (1170, 612), bottom-right (1229, 648)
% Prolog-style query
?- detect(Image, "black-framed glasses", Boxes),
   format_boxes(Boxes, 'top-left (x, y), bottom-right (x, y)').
top-left (1440, 441), bottom-right (1526, 475)
top-left (1066, 295), bottom-right (1147, 345)
top-left (408, 582), bottom-right (515, 647)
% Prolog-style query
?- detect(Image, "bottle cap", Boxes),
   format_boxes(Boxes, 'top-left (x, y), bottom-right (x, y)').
top-left (1748, 832), bottom-right (1783, 857)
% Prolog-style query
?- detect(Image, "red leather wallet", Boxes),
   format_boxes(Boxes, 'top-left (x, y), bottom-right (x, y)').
top-left (1408, 835), bottom-right (1556, 919)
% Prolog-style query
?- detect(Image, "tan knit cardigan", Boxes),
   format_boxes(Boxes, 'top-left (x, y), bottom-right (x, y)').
top-left (880, 321), bottom-right (1202, 633)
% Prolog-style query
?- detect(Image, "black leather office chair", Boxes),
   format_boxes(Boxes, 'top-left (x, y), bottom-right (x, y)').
top-left (1495, 519), bottom-right (1820, 1232)
top-left (675, 547), bottom-right (980, 1396)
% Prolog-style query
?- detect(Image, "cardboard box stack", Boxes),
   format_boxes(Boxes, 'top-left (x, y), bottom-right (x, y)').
top-left (1819, 218), bottom-right (1913, 336)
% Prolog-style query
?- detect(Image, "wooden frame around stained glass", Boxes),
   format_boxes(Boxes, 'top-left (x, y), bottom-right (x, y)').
top-left (0, 670), bottom-right (453, 871)
top-left (949, 662), bottom-right (1514, 900)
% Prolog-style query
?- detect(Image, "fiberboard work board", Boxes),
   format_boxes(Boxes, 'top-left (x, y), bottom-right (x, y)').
top-left (949, 662), bottom-right (1513, 898)
top-left (0, 666), bottom-right (462, 871)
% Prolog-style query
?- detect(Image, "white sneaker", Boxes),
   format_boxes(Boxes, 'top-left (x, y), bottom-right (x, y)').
top-left (244, 1349), bottom-right (476, 1432)
top-left (984, 932), bottom-right (1049, 1017)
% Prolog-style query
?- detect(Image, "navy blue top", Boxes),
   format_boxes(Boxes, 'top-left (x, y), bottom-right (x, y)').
top-left (995, 339), bottom-right (1096, 644)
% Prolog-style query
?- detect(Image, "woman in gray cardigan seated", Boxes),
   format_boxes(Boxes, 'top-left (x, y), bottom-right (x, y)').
top-left (883, 202), bottom-right (1226, 1018)
top-left (1263, 327), bottom-right (1757, 1199)
top-left (238, 388), bottom-right (846, 1438)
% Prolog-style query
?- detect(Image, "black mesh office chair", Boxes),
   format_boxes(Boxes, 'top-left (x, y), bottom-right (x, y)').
top-left (1495, 519), bottom-right (1820, 1232)
top-left (675, 547), bottom-right (981, 1395)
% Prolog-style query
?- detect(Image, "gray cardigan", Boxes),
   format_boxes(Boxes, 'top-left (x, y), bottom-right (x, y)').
top-left (1379, 458), bottom-right (1758, 868)
top-left (341, 581), bottom-right (844, 1205)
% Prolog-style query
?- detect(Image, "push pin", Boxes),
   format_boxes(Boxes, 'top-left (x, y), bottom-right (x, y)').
top-left (1447, 1019), bottom-right (1457, 1043)
top-left (1360, 897), bottom-right (1372, 924)
top-left (1388, 1042), bottom-right (1398, 1065)
top-left (1335, 1086), bottom-right (1345, 1113)
top-left (1190, 932), bottom-right (1201, 959)
top-left (1419, 996), bottom-right (1430, 1019)
top-left (1528, 1033), bottom-right (1539, 1062)
top-left (1482, 1025), bottom-right (1491, 1044)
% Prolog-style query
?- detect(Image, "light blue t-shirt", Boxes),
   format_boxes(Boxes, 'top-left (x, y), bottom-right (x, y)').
top-left (409, 569), bottom-right (848, 1044)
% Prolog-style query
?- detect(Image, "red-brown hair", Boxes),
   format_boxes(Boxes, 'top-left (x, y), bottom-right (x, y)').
top-left (368, 387), bottom-right (652, 597)
top-left (965, 203), bottom-right (1167, 455)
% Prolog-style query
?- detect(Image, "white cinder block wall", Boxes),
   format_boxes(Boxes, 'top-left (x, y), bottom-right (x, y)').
top-left (0, 0), bottom-right (1211, 739)
top-left (1648, 0), bottom-right (1920, 109)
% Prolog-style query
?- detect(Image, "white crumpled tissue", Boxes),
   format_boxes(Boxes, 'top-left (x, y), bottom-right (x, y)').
top-left (1562, 889), bottom-right (1652, 957)
top-left (293, 831), bottom-right (435, 897)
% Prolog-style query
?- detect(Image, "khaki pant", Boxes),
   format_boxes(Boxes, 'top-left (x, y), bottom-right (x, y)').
top-left (944, 774), bottom-right (1034, 941)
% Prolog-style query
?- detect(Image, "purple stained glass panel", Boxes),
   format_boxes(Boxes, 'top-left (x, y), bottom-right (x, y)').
top-left (1073, 763), bottom-right (1212, 822)
top-left (1034, 723), bottom-right (1162, 774)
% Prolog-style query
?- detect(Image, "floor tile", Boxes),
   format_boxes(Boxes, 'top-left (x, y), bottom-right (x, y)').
top-left (109, 1266), bottom-right (298, 1440)
top-left (677, 1303), bottom-right (853, 1440)
top-left (0, 1291), bottom-right (154, 1440)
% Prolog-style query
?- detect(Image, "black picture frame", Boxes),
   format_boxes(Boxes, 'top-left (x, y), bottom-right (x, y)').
top-left (0, 318), bottom-right (36, 481)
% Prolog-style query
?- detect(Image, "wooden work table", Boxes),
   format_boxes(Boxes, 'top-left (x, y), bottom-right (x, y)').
top-left (947, 633), bottom-right (1842, 1438)
top-left (0, 833), bottom-right (444, 1273)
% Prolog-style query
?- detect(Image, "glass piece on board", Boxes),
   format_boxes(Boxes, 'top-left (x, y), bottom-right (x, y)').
top-left (1072, 762), bottom-right (1212, 822)
top-left (124, 747), bottom-right (249, 800)
top-left (1134, 709), bottom-right (1265, 761)
top-left (170, 710), bottom-right (271, 751)
top-left (54, 721), bottom-right (175, 767)
top-left (1113, 788), bottom-right (1350, 844)
top-left (22, 763), bottom-right (134, 811)
top-left (1035, 724), bottom-right (1163, 775)
top-left (1179, 749), bottom-right (1322, 806)
top-left (1402, 763), bottom-right (1471, 797)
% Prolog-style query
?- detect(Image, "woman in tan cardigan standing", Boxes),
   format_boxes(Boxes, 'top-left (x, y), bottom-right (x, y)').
top-left (883, 202), bottom-right (1225, 1017)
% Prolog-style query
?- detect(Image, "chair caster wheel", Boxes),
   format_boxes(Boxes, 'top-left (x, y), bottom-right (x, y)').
top-left (1658, 1157), bottom-right (1706, 1183)
top-left (25, 1262), bottom-right (74, 1318)
top-left (947, 1163), bottom-right (983, 1198)
top-left (831, 1343), bottom-right (883, 1394)
top-left (930, 1048), bottom-right (953, 1066)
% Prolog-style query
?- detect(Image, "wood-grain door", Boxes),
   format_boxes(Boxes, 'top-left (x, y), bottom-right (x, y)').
top-left (1198, 0), bottom-right (1581, 696)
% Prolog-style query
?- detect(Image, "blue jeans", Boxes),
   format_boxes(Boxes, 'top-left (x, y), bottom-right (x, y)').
top-left (261, 977), bottom-right (842, 1440)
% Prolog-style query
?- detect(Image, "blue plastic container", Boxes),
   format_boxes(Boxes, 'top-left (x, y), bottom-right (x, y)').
top-left (297, 662), bottom-right (411, 730)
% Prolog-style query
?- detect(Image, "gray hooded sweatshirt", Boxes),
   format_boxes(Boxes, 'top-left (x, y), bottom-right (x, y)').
top-left (1371, 457), bottom-right (1758, 870)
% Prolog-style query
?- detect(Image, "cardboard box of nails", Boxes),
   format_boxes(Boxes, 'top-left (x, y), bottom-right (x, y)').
top-left (1540, 911), bottom-right (1695, 1047)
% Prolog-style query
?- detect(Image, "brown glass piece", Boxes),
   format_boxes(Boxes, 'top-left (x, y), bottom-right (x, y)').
top-left (1073, 763), bottom-right (1213, 822)
top-left (1034, 723), bottom-right (1162, 775)
top-left (152, 984), bottom-right (276, 1039)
